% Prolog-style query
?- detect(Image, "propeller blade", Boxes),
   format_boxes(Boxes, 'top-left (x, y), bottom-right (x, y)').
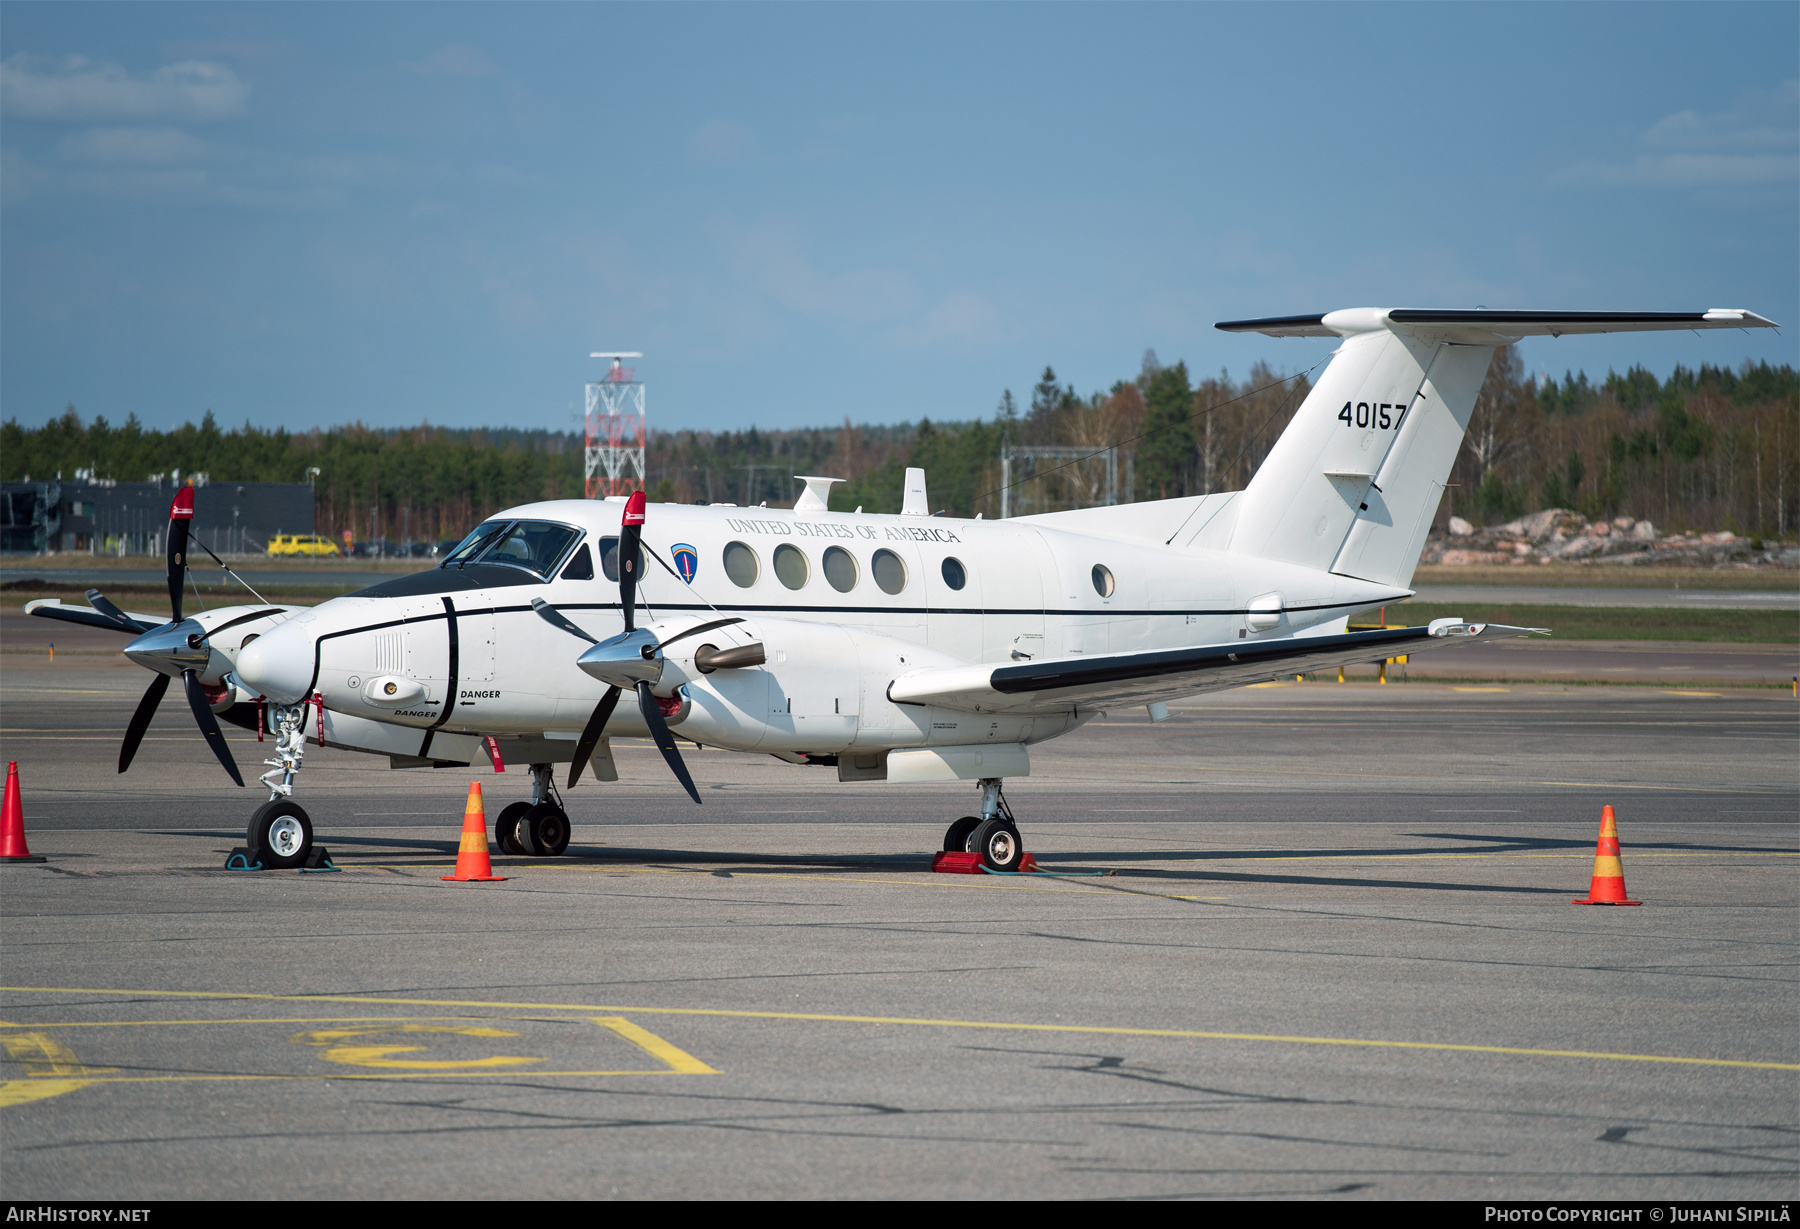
top-left (181, 669), bottom-right (245, 787)
top-left (85, 588), bottom-right (150, 634)
top-left (119, 672), bottom-right (171, 774)
top-left (637, 681), bottom-right (700, 805)
top-left (656, 616), bottom-right (746, 650)
top-left (567, 685), bottom-right (623, 788)
top-left (618, 490), bottom-right (646, 633)
top-left (167, 487), bottom-right (195, 622)
top-left (531, 597), bottom-right (598, 644)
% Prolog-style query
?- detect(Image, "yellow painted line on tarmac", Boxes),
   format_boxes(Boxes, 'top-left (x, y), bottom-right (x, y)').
top-left (1664, 691), bottom-right (1724, 698)
top-left (0, 1012), bottom-right (715, 1103)
top-left (4, 986), bottom-right (1793, 1072)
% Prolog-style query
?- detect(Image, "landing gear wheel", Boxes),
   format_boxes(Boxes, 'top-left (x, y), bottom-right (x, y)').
top-left (248, 799), bottom-right (313, 870)
top-left (944, 816), bottom-right (982, 853)
top-left (971, 818), bottom-right (1023, 872)
top-left (520, 802), bottom-right (571, 858)
top-left (494, 801), bottom-right (531, 856)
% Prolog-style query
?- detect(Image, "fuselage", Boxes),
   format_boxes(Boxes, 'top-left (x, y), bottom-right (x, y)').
top-left (229, 497), bottom-right (1407, 764)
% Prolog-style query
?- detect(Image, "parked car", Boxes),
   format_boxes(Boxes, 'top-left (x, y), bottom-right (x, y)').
top-left (266, 534), bottom-right (340, 558)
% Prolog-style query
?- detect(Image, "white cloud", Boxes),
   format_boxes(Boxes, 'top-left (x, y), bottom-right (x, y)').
top-left (1552, 80), bottom-right (1799, 190)
top-left (0, 55), bottom-right (247, 122)
top-left (400, 45), bottom-right (500, 78)
top-left (60, 126), bottom-right (210, 166)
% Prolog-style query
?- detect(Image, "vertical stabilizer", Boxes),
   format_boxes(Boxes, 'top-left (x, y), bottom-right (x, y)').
top-left (1225, 317), bottom-right (1487, 577)
top-left (1214, 305), bottom-right (1778, 587)
top-left (1330, 344), bottom-right (1492, 587)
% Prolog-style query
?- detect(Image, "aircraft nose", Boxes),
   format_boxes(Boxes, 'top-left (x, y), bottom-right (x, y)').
top-left (235, 619), bottom-right (315, 705)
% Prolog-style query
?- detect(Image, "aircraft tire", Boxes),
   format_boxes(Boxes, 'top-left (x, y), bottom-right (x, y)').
top-left (494, 802), bottom-right (532, 856)
top-left (248, 799), bottom-right (313, 870)
top-left (520, 802), bottom-right (571, 858)
top-left (971, 818), bottom-right (1023, 872)
top-left (943, 816), bottom-right (982, 853)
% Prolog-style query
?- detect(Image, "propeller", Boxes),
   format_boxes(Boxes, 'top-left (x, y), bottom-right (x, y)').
top-left (531, 491), bottom-right (744, 800)
top-left (114, 487), bottom-right (244, 787)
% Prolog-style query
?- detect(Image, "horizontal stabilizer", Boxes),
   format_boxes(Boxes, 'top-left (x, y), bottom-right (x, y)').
top-left (888, 621), bottom-right (1546, 715)
top-left (1216, 308), bottom-right (1779, 343)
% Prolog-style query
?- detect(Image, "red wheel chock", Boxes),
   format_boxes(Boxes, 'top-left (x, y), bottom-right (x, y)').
top-left (931, 851), bottom-right (1040, 875)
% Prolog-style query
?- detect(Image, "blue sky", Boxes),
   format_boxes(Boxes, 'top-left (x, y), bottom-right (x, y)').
top-left (3, 3), bottom-right (1795, 435)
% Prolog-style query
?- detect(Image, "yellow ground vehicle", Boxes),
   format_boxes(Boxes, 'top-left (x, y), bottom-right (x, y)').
top-left (266, 534), bottom-right (340, 558)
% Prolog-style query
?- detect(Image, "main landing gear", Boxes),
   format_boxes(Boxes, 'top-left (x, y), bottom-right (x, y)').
top-left (941, 777), bottom-right (1023, 872)
top-left (495, 763), bottom-right (571, 858)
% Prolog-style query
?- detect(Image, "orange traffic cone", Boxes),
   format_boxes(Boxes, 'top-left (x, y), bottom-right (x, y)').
top-left (1572, 805), bottom-right (1640, 905)
top-left (1, 762), bottom-right (45, 864)
top-left (441, 781), bottom-right (506, 882)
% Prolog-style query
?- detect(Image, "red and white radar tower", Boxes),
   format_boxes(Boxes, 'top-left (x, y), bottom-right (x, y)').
top-left (585, 351), bottom-right (646, 499)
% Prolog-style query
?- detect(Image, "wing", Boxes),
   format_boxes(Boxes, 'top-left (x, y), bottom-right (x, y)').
top-left (887, 621), bottom-right (1545, 715)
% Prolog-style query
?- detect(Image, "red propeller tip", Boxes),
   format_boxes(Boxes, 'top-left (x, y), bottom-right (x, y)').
top-left (169, 487), bottom-right (196, 519)
top-left (623, 490), bottom-right (647, 525)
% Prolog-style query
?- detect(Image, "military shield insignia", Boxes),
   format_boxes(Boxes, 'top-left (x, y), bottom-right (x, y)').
top-left (671, 543), bottom-right (699, 584)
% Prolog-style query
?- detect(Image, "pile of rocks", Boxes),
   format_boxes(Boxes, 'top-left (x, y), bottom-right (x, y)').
top-left (1421, 509), bottom-right (1799, 567)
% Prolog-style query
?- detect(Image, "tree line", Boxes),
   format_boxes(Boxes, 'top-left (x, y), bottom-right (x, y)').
top-left (4, 348), bottom-right (1793, 545)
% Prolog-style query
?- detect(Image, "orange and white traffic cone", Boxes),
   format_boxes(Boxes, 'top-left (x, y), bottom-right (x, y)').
top-left (1572, 805), bottom-right (1640, 906)
top-left (441, 781), bottom-right (506, 882)
top-left (0, 762), bottom-right (45, 864)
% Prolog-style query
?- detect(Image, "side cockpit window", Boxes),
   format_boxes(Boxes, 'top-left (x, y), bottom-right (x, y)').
top-left (561, 543), bottom-right (595, 581)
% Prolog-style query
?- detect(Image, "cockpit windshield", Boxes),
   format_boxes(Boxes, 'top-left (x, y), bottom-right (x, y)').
top-left (440, 520), bottom-right (582, 579)
top-left (485, 521), bottom-right (582, 578)
top-left (441, 522), bottom-right (509, 567)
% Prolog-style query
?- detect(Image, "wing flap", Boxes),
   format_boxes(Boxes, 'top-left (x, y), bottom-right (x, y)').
top-left (888, 622), bottom-right (1546, 714)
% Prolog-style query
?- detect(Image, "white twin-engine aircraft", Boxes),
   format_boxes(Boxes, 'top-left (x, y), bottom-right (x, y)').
top-left (30, 307), bottom-right (1777, 870)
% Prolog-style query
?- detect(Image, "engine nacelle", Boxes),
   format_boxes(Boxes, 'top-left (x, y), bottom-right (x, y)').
top-left (650, 615), bottom-right (1085, 756)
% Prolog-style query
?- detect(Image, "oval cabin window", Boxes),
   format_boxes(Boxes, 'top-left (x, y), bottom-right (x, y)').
top-left (940, 557), bottom-right (966, 591)
top-left (1091, 564), bottom-right (1115, 598)
top-left (723, 541), bottom-right (760, 588)
top-left (823, 546), bottom-right (858, 593)
top-left (773, 543), bottom-right (810, 590)
top-left (872, 549), bottom-right (908, 595)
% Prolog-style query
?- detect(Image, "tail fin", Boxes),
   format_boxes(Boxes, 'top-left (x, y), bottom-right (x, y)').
top-left (1216, 307), bottom-right (1778, 588)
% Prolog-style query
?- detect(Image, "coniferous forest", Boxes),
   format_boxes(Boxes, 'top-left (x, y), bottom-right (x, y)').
top-left (3, 348), bottom-right (1795, 547)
